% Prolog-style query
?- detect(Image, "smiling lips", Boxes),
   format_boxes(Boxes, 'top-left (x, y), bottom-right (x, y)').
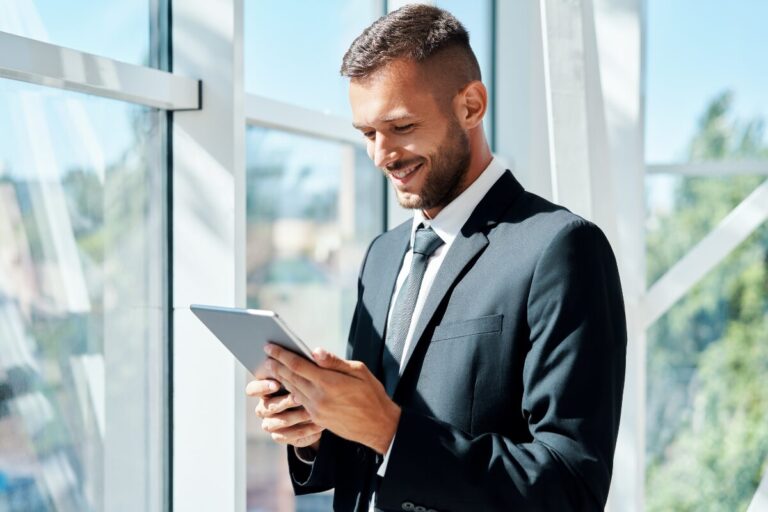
top-left (389, 161), bottom-right (423, 182)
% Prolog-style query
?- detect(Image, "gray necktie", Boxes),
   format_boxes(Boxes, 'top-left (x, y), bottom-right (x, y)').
top-left (382, 224), bottom-right (444, 396)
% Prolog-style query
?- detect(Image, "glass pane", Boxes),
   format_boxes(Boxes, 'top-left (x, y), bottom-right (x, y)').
top-left (645, 227), bottom-right (768, 511)
top-left (245, 0), bottom-right (382, 117)
top-left (645, 174), bottom-right (764, 284)
top-left (0, 78), bottom-right (165, 511)
top-left (245, 126), bottom-right (383, 511)
top-left (645, 0), bottom-right (768, 164)
top-left (0, 0), bottom-right (151, 66)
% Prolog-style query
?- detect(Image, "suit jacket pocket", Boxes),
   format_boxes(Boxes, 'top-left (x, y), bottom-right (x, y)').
top-left (431, 314), bottom-right (503, 342)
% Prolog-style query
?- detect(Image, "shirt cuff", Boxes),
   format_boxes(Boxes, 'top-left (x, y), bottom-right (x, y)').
top-left (375, 432), bottom-right (397, 477)
top-left (293, 445), bottom-right (317, 465)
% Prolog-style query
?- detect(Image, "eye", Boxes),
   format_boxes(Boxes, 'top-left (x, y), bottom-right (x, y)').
top-left (362, 131), bottom-right (376, 141)
top-left (393, 123), bottom-right (415, 133)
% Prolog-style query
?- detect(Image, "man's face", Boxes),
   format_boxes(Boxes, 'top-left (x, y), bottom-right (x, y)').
top-left (350, 59), bottom-right (471, 214)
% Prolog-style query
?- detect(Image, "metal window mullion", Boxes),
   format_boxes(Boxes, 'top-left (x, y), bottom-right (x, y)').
top-left (0, 30), bottom-right (199, 111)
top-left (245, 93), bottom-right (363, 147)
top-left (647, 160), bottom-right (768, 176)
top-left (641, 178), bottom-right (768, 328)
top-left (170, 0), bottom-right (245, 510)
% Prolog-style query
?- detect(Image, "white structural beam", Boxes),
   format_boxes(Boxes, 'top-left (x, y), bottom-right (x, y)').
top-left (540, 0), bottom-right (620, 250)
top-left (246, 94), bottom-right (362, 146)
top-left (642, 179), bottom-right (768, 328)
top-left (171, 0), bottom-right (245, 510)
top-left (592, 0), bottom-right (646, 510)
top-left (747, 465), bottom-right (768, 512)
top-left (494, 0), bottom-right (554, 199)
top-left (0, 31), bottom-right (200, 110)
top-left (648, 160), bottom-right (768, 176)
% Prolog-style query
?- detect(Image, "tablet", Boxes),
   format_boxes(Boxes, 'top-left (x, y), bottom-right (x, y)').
top-left (190, 304), bottom-right (314, 375)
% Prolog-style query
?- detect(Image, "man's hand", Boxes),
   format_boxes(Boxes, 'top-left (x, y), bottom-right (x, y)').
top-left (245, 376), bottom-right (324, 449)
top-left (263, 344), bottom-right (401, 455)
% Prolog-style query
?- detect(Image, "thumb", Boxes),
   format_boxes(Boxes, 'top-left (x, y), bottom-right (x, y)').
top-left (312, 348), bottom-right (348, 371)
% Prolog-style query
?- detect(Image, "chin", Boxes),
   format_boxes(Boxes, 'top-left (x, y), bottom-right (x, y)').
top-left (395, 191), bottom-right (423, 210)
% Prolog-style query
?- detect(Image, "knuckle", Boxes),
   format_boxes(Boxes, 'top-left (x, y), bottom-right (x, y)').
top-left (285, 357), bottom-right (300, 372)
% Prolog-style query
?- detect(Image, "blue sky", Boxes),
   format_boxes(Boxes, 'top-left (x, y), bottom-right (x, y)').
top-left (645, 0), bottom-right (768, 163)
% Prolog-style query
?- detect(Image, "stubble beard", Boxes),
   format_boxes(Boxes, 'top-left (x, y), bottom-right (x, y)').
top-left (392, 120), bottom-right (471, 212)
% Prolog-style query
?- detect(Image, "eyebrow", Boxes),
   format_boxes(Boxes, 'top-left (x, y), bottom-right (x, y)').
top-left (352, 113), bottom-right (415, 130)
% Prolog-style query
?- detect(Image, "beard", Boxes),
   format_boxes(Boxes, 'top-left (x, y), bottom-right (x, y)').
top-left (389, 119), bottom-right (471, 211)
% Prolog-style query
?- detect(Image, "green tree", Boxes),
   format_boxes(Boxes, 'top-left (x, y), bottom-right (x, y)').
top-left (646, 91), bottom-right (768, 511)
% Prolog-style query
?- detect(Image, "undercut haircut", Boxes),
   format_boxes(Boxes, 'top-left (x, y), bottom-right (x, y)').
top-left (340, 4), bottom-right (481, 95)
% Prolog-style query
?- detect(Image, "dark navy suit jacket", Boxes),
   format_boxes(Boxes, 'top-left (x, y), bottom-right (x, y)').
top-left (288, 170), bottom-right (627, 511)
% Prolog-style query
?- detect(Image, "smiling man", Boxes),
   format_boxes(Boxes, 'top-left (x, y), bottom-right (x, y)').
top-left (246, 5), bottom-right (626, 511)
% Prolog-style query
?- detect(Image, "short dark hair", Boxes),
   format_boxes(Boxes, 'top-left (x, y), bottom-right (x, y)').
top-left (340, 4), bottom-right (481, 86)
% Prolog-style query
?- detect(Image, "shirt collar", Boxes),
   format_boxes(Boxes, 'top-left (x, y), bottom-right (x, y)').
top-left (410, 156), bottom-right (507, 249)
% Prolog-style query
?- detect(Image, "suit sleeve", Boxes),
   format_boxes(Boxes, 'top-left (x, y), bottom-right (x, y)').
top-left (375, 221), bottom-right (627, 511)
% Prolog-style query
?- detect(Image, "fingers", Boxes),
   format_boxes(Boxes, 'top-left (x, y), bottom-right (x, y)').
top-left (261, 406), bottom-right (311, 432)
top-left (255, 392), bottom-right (301, 418)
top-left (264, 344), bottom-right (320, 380)
top-left (245, 378), bottom-right (280, 397)
top-left (293, 431), bottom-right (322, 448)
top-left (311, 348), bottom-right (344, 370)
top-left (268, 421), bottom-right (324, 446)
top-left (264, 357), bottom-right (314, 396)
top-left (312, 348), bottom-right (369, 379)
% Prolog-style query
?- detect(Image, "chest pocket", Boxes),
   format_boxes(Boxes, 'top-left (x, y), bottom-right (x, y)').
top-left (431, 314), bottom-right (503, 342)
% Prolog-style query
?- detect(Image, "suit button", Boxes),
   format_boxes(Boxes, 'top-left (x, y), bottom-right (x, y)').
top-left (414, 507), bottom-right (426, 512)
top-left (401, 502), bottom-right (415, 511)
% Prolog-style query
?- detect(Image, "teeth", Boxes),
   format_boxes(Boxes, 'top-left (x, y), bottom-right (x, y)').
top-left (392, 163), bottom-right (420, 179)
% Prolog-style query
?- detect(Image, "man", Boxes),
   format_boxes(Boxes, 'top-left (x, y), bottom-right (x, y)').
top-left (246, 5), bottom-right (626, 511)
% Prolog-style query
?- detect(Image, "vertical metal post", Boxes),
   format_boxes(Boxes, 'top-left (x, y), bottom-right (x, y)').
top-left (171, 0), bottom-right (246, 510)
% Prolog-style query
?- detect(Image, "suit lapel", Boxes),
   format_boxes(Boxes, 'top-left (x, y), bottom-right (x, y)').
top-left (397, 230), bottom-right (488, 377)
top-left (396, 170), bottom-right (524, 389)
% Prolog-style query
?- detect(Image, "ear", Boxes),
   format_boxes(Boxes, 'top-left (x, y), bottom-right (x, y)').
top-left (454, 81), bottom-right (487, 130)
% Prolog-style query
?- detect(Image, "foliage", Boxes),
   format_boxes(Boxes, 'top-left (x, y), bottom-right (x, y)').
top-left (645, 91), bottom-right (768, 511)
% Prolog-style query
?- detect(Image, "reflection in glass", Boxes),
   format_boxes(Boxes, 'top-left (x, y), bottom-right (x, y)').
top-left (245, 126), bottom-right (383, 511)
top-left (0, 79), bottom-right (165, 511)
top-left (244, 0), bottom-right (381, 116)
top-left (0, 0), bottom-right (150, 66)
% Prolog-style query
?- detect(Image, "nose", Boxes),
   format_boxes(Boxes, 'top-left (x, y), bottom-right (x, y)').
top-left (372, 133), bottom-right (400, 169)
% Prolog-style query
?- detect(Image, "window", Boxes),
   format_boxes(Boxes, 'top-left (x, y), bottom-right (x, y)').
top-left (644, 1), bottom-right (768, 509)
top-left (244, 126), bottom-right (383, 511)
top-left (0, 0), bottom-right (151, 65)
top-left (0, 78), bottom-right (166, 511)
top-left (244, 0), bottom-right (382, 117)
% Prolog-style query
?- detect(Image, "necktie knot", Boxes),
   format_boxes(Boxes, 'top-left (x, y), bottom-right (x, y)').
top-left (412, 225), bottom-right (444, 257)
